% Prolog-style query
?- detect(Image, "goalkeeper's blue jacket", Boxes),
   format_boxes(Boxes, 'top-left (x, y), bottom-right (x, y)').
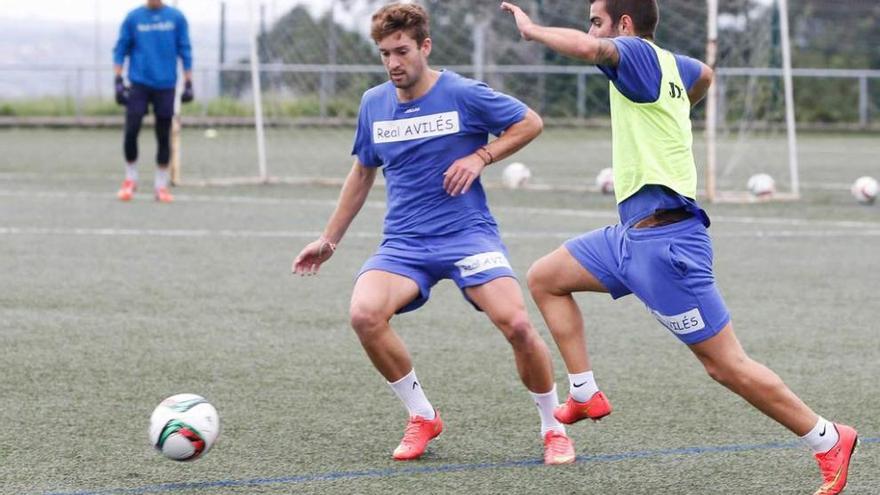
top-left (113, 5), bottom-right (192, 89)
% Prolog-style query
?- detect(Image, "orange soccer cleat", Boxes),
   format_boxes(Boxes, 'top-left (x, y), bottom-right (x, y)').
top-left (154, 187), bottom-right (174, 203)
top-left (117, 179), bottom-right (137, 201)
top-left (813, 424), bottom-right (858, 495)
top-left (554, 391), bottom-right (612, 425)
top-left (543, 430), bottom-right (575, 465)
top-left (392, 411), bottom-right (443, 461)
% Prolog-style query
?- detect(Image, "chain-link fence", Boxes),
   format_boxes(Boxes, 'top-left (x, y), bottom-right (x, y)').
top-left (2, 0), bottom-right (878, 189)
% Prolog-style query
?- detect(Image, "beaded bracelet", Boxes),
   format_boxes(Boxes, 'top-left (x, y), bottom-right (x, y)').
top-left (476, 146), bottom-right (495, 166)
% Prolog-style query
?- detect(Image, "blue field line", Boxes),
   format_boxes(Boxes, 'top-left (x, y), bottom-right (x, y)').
top-left (43, 437), bottom-right (878, 495)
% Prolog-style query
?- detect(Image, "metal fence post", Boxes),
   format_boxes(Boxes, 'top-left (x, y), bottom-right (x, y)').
top-left (859, 76), bottom-right (869, 128)
top-left (577, 72), bottom-right (586, 119)
top-left (75, 68), bottom-right (83, 120)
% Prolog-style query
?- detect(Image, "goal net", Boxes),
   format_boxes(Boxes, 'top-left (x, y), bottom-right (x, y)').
top-left (645, 0), bottom-right (799, 202)
top-left (173, 0), bottom-right (799, 202)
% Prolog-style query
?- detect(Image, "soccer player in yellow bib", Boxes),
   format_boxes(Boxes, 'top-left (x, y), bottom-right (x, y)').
top-left (501, 1), bottom-right (857, 492)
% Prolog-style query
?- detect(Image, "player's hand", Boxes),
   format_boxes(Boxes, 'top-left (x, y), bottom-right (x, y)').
top-left (500, 2), bottom-right (535, 41)
top-left (181, 80), bottom-right (194, 103)
top-left (114, 75), bottom-right (129, 106)
top-left (443, 154), bottom-right (486, 196)
top-left (292, 237), bottom-right (337, 276)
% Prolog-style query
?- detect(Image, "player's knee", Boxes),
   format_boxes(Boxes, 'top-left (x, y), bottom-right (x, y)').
top-left (499, 313), bottom-right (537, 348)
top-left (703, 355), bottom-right (749, 388)
top-left (526, 260), bottom-right (552, 297)
top-left (349, 304), bottom-right (389, 338)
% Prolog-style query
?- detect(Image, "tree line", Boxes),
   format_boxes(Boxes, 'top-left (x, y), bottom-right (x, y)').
top-left (221, 0), bottom-right (878, 124)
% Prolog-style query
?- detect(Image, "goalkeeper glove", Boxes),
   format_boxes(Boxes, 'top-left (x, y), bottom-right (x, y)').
top-left (114, 75), bottom-right (129, 106)
top-left (181, 80), bottom-right (194, 103)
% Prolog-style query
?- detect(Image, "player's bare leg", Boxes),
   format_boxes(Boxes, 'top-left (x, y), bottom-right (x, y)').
top-left (349, 270), bottom-right (419, 381)
top-left (689, 324), bottom-right (858, 495)
top-left (466, 277), bottom-right (574, 464)
top-left (689, 323), bottom-right (818, 434)
top-left (528, 246), bottom-right (607, 372)
top-left (527, 246), bottom-right (612, 423)
top-left (349, 270), bottom-right (441, 460)
top-left (466, 277), bottom-right (555, 392)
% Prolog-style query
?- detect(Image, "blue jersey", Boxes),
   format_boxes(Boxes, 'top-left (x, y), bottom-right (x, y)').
top-left (598, 37), bottom-right (709, 227)
top-left (352, 70), bottom-right (527, 238)
top-left (113, 6), bottom-right (192, 90)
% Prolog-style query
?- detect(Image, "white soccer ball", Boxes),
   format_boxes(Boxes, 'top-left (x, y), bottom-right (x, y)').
top-left (204, 128), bottom-right (218, 139)
top-left (149, 394), bottom-right (220, 461)
top-left (851, 176), bottom-right (878, 205)
top-left (747, 173), bottom-right (776, 198)
top-left (595, 167), bottom-right (614, 195)
top-left (501, 162), bottom-right (531, 189)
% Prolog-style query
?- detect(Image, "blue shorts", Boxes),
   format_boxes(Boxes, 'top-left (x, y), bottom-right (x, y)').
top-left (358, 226), bottom-right (517, 314)
top-left (565, 216), bottom-right (730, 345)
top-left (127, 83), bottom-right (176, 119)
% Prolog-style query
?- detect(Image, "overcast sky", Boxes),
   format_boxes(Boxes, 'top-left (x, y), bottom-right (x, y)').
top-left (3, 0), bottom-right (336, 24)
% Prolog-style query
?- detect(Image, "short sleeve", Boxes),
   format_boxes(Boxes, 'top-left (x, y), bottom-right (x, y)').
top-left (458, 80), bottom-right (527, 136)
top-left (599, 36), bottom-right (662, 103)
top-left (351, 100), bottom-right (380, 167)
top-left (674, 54), bottom-right (702, 91)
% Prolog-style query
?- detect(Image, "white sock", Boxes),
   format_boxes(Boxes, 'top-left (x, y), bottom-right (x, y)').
top-left (569, 370), bottom-right (599, 402)
top-left (388, 369), bottom-right (435, 420)
top-left (530, 384), bottom-right (565, 437)
top-left (154, 167), bottom-right (169, 189)
top-left (125, 162), bottom-right (138, 182)
top-left (800, 417), bottom-right (839, 454)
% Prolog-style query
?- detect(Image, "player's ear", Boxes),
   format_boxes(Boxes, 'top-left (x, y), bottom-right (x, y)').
top-left (421, 37), bottom-right (432, 57)
top-left (618, 15), bottom-right (634, 36)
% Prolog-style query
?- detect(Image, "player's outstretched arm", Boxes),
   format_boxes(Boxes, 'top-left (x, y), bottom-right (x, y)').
top-left (292, 159), bottom-right (377, 276)
top-left (688, 62), bottom-right (714, 107)
top-left (500, 2), bottom-right (619, 67)
top-left (443, 109), bottom-right (543, 196)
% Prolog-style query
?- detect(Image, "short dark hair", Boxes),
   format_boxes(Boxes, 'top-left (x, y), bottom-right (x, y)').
top-left (590, 0), bottom-right (659, 38)
top-left (370, 3), bottom-right (430, 45)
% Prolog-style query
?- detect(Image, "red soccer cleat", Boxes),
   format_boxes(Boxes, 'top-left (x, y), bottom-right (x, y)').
top-left (554, 391), bottom-right (612, 425)
top-left (543, 430), bottom-right (575, 465)
top-left (392, 411), bottom-right (443, 461)
top-left (117, 179), bottom-right (137, 201)
top-left (154, 187), bottom-right (174, 203)
top-left (813, 424), bottom-right (858, 495)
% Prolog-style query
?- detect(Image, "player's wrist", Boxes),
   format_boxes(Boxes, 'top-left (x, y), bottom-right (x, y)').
top-left (474, 146), bottom-right (495, 167)
top-left (319, 235), bottom-right (338, 253)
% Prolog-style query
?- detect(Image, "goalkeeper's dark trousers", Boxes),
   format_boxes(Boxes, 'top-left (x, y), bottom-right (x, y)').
top-left (124, 83), bottom-right (176, 166)
top-left (124, 114), bottom-right (172, 166)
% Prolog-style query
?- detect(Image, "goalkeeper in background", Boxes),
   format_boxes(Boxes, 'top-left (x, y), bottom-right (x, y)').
top-left (113, 0), bottom-right (193, 203)
top-left (502, 1), bottom-right (857, 493)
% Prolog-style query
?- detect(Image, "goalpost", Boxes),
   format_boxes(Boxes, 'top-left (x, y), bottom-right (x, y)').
top-left (703, 0), bottom-right (800, 202)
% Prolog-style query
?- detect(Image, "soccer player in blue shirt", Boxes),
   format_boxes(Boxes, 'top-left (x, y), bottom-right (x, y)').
top-left (113, 0), bottom-right (193, 203)
top-left (502, 1), bottom-right (857, 492)
top-left (292, 3), bottom-right (576, 464)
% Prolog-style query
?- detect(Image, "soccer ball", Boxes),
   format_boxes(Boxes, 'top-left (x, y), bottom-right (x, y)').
top-left (747, 173), bottom-right (776, 198)
top-left (851, 176), bottom-right (878, 205)
top-left (501, 162), bottom-right (531, 189)
top-left (595, 167), bottom-right (614, 195)
top-left (149, 394), bottom-right (220, 461)
top-left (204, 128), bottom-right (218, 139)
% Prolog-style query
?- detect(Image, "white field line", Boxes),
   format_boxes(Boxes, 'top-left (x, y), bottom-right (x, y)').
top-left (1, 189), bottom-right (878, 230)
top-left (2, 226), bottom-right (880, 240)
top-left (0, 172), bottom-right (859, 192)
